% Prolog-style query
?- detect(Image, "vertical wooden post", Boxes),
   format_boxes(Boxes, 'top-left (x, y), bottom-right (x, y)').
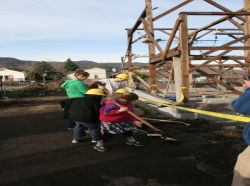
top-left (218, 60), bottom-right (223, 81)
top-left (179, 13), bottom-right (190, 101)
top-left (127, 29), bottom-right (133, 74)
top-left (173, 57), bottom-right (182, 102)
top-left (145, 0), bottom-right (157, 95)
top-left (245, 0), bottom-right (250, 73)
top-left (127, 29), bottom-right (135, 88)
top-left (121, 57), bottom-right (124, 73)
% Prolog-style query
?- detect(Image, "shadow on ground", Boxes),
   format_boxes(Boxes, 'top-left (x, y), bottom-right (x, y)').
top-left (0, 99), bottom-right (246, 186)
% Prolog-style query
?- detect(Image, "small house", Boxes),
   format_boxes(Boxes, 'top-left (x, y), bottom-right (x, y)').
top-left (0, 68), bottom-right (26, 82)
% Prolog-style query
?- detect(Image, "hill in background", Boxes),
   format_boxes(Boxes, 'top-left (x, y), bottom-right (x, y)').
top-left (0, 57), bottom-right (122, 72)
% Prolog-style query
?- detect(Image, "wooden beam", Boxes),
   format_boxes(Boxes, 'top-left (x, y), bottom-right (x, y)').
top-left (191, 55), bottom-right (245, 60)
top-left (127, 29), bottom-right (133, 74)
top-left (189, 30), bottom-right (213, 46)
top-left (190, 50), bottom-right (233, 73)
top-left (128, 8), bottom-right (146, 37)
top-left (180, 12), bottom-right (250, 16)
top-left (203, 0), bottom-right (245, 22)
top-left (145, 0), bottom-right (157, 94)
top-left (245, 0), bottom-right (250, 72)
top-left (233, 59), bottom-right (246, 67)
top-left (126, 28), bottom-right (241, 31)
top-left (132, 34), bottom-right (146, 44)
top-left (200, 35), bottom-right (249, 56)
top-left (161, 18), bottom-right (181, 60)
top-left (140, 18), bottom-right (163, 53)
top-left (158, 30), bottom-right (179, 40)
top-left (153, 0), bottom-right (193, 21)
top-left (188, 9), bottom-right (244, 37)
top-left (179, 13), bottom-right (190, 100)
top-left (193, 66), bottom-right (242, 95)
top-left (191, 46), bottom-right (250, 50)
top-left (150, 49), bottom-right (180, 64)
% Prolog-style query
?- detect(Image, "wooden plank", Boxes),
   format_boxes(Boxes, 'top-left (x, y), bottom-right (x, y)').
top-left (153, 0), bottom-right (193, 21)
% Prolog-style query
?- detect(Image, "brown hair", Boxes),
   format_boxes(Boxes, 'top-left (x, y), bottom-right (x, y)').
top-left (74, 69), bottom-right (89, 77)
top-left (120, 92), bottom-right (139, 102)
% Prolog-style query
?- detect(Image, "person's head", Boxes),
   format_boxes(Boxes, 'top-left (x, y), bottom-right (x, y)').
top-left (89, 81), bottom-right (106, 89)
top-left (114, 73), bottom-right (129, 82)
top-left (74, 69), bottom-right (89, 81)
top-left (85, 88), bottom-right (106, 96)
top-left (114, 88), bottom-right (129, 94)
top-left (119, 92), bottom-right (139, 103)
top-left (243, 75), bottom-right (250, 89)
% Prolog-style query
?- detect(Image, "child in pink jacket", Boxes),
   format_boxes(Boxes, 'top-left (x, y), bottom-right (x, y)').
top-left (99, 92), bottom-right (142, 146)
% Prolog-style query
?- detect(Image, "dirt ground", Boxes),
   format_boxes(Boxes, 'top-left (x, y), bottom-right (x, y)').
top-left (0, 96), bottom-right (246, 186)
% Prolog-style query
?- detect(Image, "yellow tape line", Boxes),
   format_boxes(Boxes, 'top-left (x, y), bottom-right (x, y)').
top-left (140, 99), bottom-right (250, 123)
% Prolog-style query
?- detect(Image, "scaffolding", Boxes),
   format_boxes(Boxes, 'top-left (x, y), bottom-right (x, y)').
top-left (122, 0), bottom-right (250, 102)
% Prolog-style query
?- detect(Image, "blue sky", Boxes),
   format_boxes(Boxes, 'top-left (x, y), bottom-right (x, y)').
top-left (0, 0), bottom-right (243, 63)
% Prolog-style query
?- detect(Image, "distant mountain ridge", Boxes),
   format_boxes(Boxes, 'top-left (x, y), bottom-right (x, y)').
top-left (0, 57), bottom-right (122, 72)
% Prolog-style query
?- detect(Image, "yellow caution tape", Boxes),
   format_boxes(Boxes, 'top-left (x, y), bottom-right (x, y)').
top-left (140, 99), bottom-right (250, 123)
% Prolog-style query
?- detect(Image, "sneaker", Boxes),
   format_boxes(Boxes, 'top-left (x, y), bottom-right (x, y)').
top-left (91, 140), bottom-right (97, 143)
top-left (72, 139), bottom-right (84, 143)
top-left (126, 140), bottom-right (143, 147)
top-left (94, 145), bottom-right (107, 152)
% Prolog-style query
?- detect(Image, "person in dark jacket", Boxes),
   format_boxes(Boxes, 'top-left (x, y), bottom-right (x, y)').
top-left (231, 75), bottom-right (250, 186)
top-left (69, 88), bottom-right (107, 152)
top-left (60, 69), bottom-right (89, 130)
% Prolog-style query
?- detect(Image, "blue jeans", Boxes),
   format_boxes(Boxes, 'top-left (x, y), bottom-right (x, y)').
top-left (74, 121), bottom-right (101, 141)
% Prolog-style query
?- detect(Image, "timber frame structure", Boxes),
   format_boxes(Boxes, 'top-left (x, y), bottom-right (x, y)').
top-left (122, 0), bottom-right (250, 102)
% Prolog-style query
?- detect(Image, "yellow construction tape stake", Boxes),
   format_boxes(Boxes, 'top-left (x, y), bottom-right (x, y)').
top-left (140, 99), bottom-right (250, 123)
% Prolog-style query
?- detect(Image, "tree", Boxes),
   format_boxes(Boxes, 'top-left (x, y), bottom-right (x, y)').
top-left (64, 58), bottom-right (79, 72)
top-left (33, 61), bottom-right (56, 81)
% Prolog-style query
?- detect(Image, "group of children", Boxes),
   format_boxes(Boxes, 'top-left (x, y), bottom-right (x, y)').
top-left (60, 69), bottom-right (142, 152)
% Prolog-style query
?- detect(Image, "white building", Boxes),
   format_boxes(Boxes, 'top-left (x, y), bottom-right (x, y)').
top-left (66, 67), bottom-right (107, 80)
top-left (0, 68), bottom-right (26, 82)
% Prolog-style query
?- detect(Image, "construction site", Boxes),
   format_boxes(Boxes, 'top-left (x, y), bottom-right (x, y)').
top-left (1, 0), bottom-right (250, 185)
